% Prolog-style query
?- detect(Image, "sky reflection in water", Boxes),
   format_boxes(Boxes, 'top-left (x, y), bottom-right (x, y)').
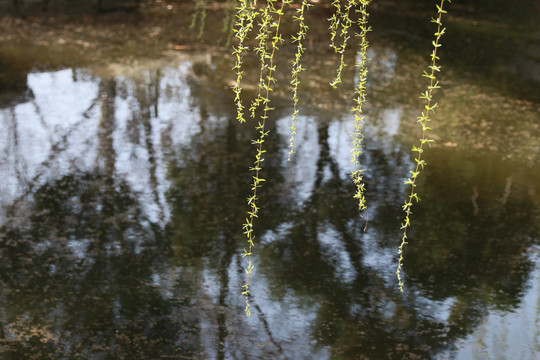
top-left (0, 44), bottom-right (539, 360)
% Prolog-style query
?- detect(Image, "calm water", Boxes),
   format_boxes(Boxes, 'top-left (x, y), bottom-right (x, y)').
top-left (1, 4), bottom-right (540, 359)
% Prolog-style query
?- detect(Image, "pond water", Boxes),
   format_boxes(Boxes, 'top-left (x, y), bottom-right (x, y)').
top-left (1, 3), bottom-right (540, 359)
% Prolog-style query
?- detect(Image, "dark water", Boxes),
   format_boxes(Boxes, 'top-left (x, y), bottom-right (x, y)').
top-left (1, 3), bottom-right (540, 360)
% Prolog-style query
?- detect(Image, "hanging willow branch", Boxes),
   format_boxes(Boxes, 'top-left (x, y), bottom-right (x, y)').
top-left (396, 0), bottom-right (451, 292)
top-left (249, 3), bottom-right (274, 117)
top-left (329, 0), bottom-right (356, 88)
top-left (350, 0), bottom-right (371, 213)
top-left (287, 0), bottom-right (311, 160)
top-left (241, 0), bottom-right (290, 317)
top-left (328, 0), bottom-right (342, 51)
top-left (232, 0), bottom-right (258, 124)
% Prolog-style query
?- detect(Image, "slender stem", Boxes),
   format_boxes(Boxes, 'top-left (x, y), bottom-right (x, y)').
top-left (396, 0), bottom-right (450, 292)
top-left (287, 0), bottom-right (311, 160)
top-left (350, 0), bottom-right (371, 213)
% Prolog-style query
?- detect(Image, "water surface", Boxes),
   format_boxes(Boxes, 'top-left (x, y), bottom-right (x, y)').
top-left (0, 4), bottom-right (539, 359)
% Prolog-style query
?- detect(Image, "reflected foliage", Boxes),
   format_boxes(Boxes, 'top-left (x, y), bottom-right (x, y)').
top-left (257, 124), bottom-right (540, 358)
top-left (0, 173), bottom-right (200, 359)
top-left (405, 150), bottom-right (539, 308)
top-left (258, 123), bottom-right (455, 359)
top-left (166, 110), bottom-right (286, 264)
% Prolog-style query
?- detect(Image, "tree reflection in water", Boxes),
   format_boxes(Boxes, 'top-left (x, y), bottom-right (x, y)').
top-left (0, 172), bottom-right (202, 359)
top-left (0, 44), bottom-right (538, 358)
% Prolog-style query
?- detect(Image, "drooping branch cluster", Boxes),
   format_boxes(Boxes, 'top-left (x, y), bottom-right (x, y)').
top-left (224, 0), bottom-right (450, 314)
top-left (239, 0), bottom-right (291, 317)
top-left (329, 0), bottom-right (357, 88)
top-left (233, 0), bottom-right (374, 317)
